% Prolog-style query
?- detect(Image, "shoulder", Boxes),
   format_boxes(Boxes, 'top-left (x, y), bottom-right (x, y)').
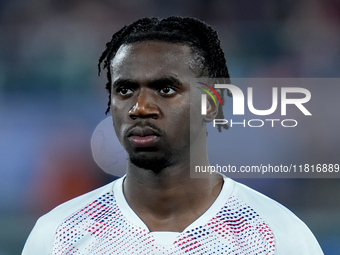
top-left (228, 178), bottom-right (324, 255)
top-left (22, 178), bottom-right (120, 255)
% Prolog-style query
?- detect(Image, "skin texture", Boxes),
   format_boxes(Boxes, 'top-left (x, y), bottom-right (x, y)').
top-left (110, 41), bottom-right (223, 232)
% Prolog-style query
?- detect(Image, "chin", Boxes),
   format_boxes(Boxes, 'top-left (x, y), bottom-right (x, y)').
top-left (129, 153), bottom-right (173, 172)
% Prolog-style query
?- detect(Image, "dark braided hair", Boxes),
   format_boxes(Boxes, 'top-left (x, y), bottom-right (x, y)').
top-left (98, 16), bottom-right (231, 132)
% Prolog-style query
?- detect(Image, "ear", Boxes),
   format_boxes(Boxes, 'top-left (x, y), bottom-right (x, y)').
top-left (203, 89), bottom-right (221, 123)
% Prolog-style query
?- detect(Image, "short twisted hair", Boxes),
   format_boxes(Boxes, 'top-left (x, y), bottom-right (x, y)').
top-left (98, 16), bottom-right (231, 132)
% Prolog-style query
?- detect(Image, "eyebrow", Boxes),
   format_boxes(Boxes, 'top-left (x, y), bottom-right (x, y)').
top-left (149, 77), bottom-right (182, 88)
top-left (112, 76), bottom-right (182, 88)
top-left (112, 79), bottom-right (137, 88)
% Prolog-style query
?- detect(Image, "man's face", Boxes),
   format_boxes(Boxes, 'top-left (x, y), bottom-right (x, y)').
top-left (109, 41), bottom-right (204, 171)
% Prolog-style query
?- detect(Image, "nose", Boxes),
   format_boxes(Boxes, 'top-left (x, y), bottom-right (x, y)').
top-left (129, 88), bottom-right (160, 120)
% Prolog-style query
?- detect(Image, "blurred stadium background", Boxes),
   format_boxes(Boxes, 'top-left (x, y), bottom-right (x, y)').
top-left (0, 0), bottom-right (339, 254)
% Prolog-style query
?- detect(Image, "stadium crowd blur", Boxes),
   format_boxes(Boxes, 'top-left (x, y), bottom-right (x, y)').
top-left (0, 0), bottom-right (339, 254)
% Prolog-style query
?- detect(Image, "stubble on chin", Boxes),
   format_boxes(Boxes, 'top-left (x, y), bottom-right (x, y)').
top-left (129, 153), bottom-right (173, 172)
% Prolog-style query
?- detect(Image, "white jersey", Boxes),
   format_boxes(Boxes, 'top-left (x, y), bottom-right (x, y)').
top-left (22, 176), bottom-right (323, 255)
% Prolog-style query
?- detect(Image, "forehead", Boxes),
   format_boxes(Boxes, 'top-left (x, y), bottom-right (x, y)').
top-left (110, 41), bottom-right (198, 82)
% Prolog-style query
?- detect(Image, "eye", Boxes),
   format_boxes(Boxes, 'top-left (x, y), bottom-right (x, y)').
top-left (158, 87), bottom-right (176, 95)
top-left (117, 87), bottom-right (134, 96)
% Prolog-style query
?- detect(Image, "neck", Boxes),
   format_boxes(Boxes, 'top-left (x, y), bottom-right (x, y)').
top-left (123, 134), bottom-right (223, 231)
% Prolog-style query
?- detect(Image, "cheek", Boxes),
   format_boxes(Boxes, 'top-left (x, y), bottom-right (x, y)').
top-left (164, 101), bottom-right (191, 136)
top-left (166, 92), bottom-right (203, 133)
top-left (110, 109), bottom-right (121, 141)
top-left (110, 99), bottom-right (120, 125)
top-left (110, 96), bottom-right (129, 121)
top-left (110, 99), bottom-right (128, 139)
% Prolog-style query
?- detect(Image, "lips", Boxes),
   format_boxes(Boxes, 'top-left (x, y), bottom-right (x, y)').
top-left (127, 126), bottom-right (161, 147)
